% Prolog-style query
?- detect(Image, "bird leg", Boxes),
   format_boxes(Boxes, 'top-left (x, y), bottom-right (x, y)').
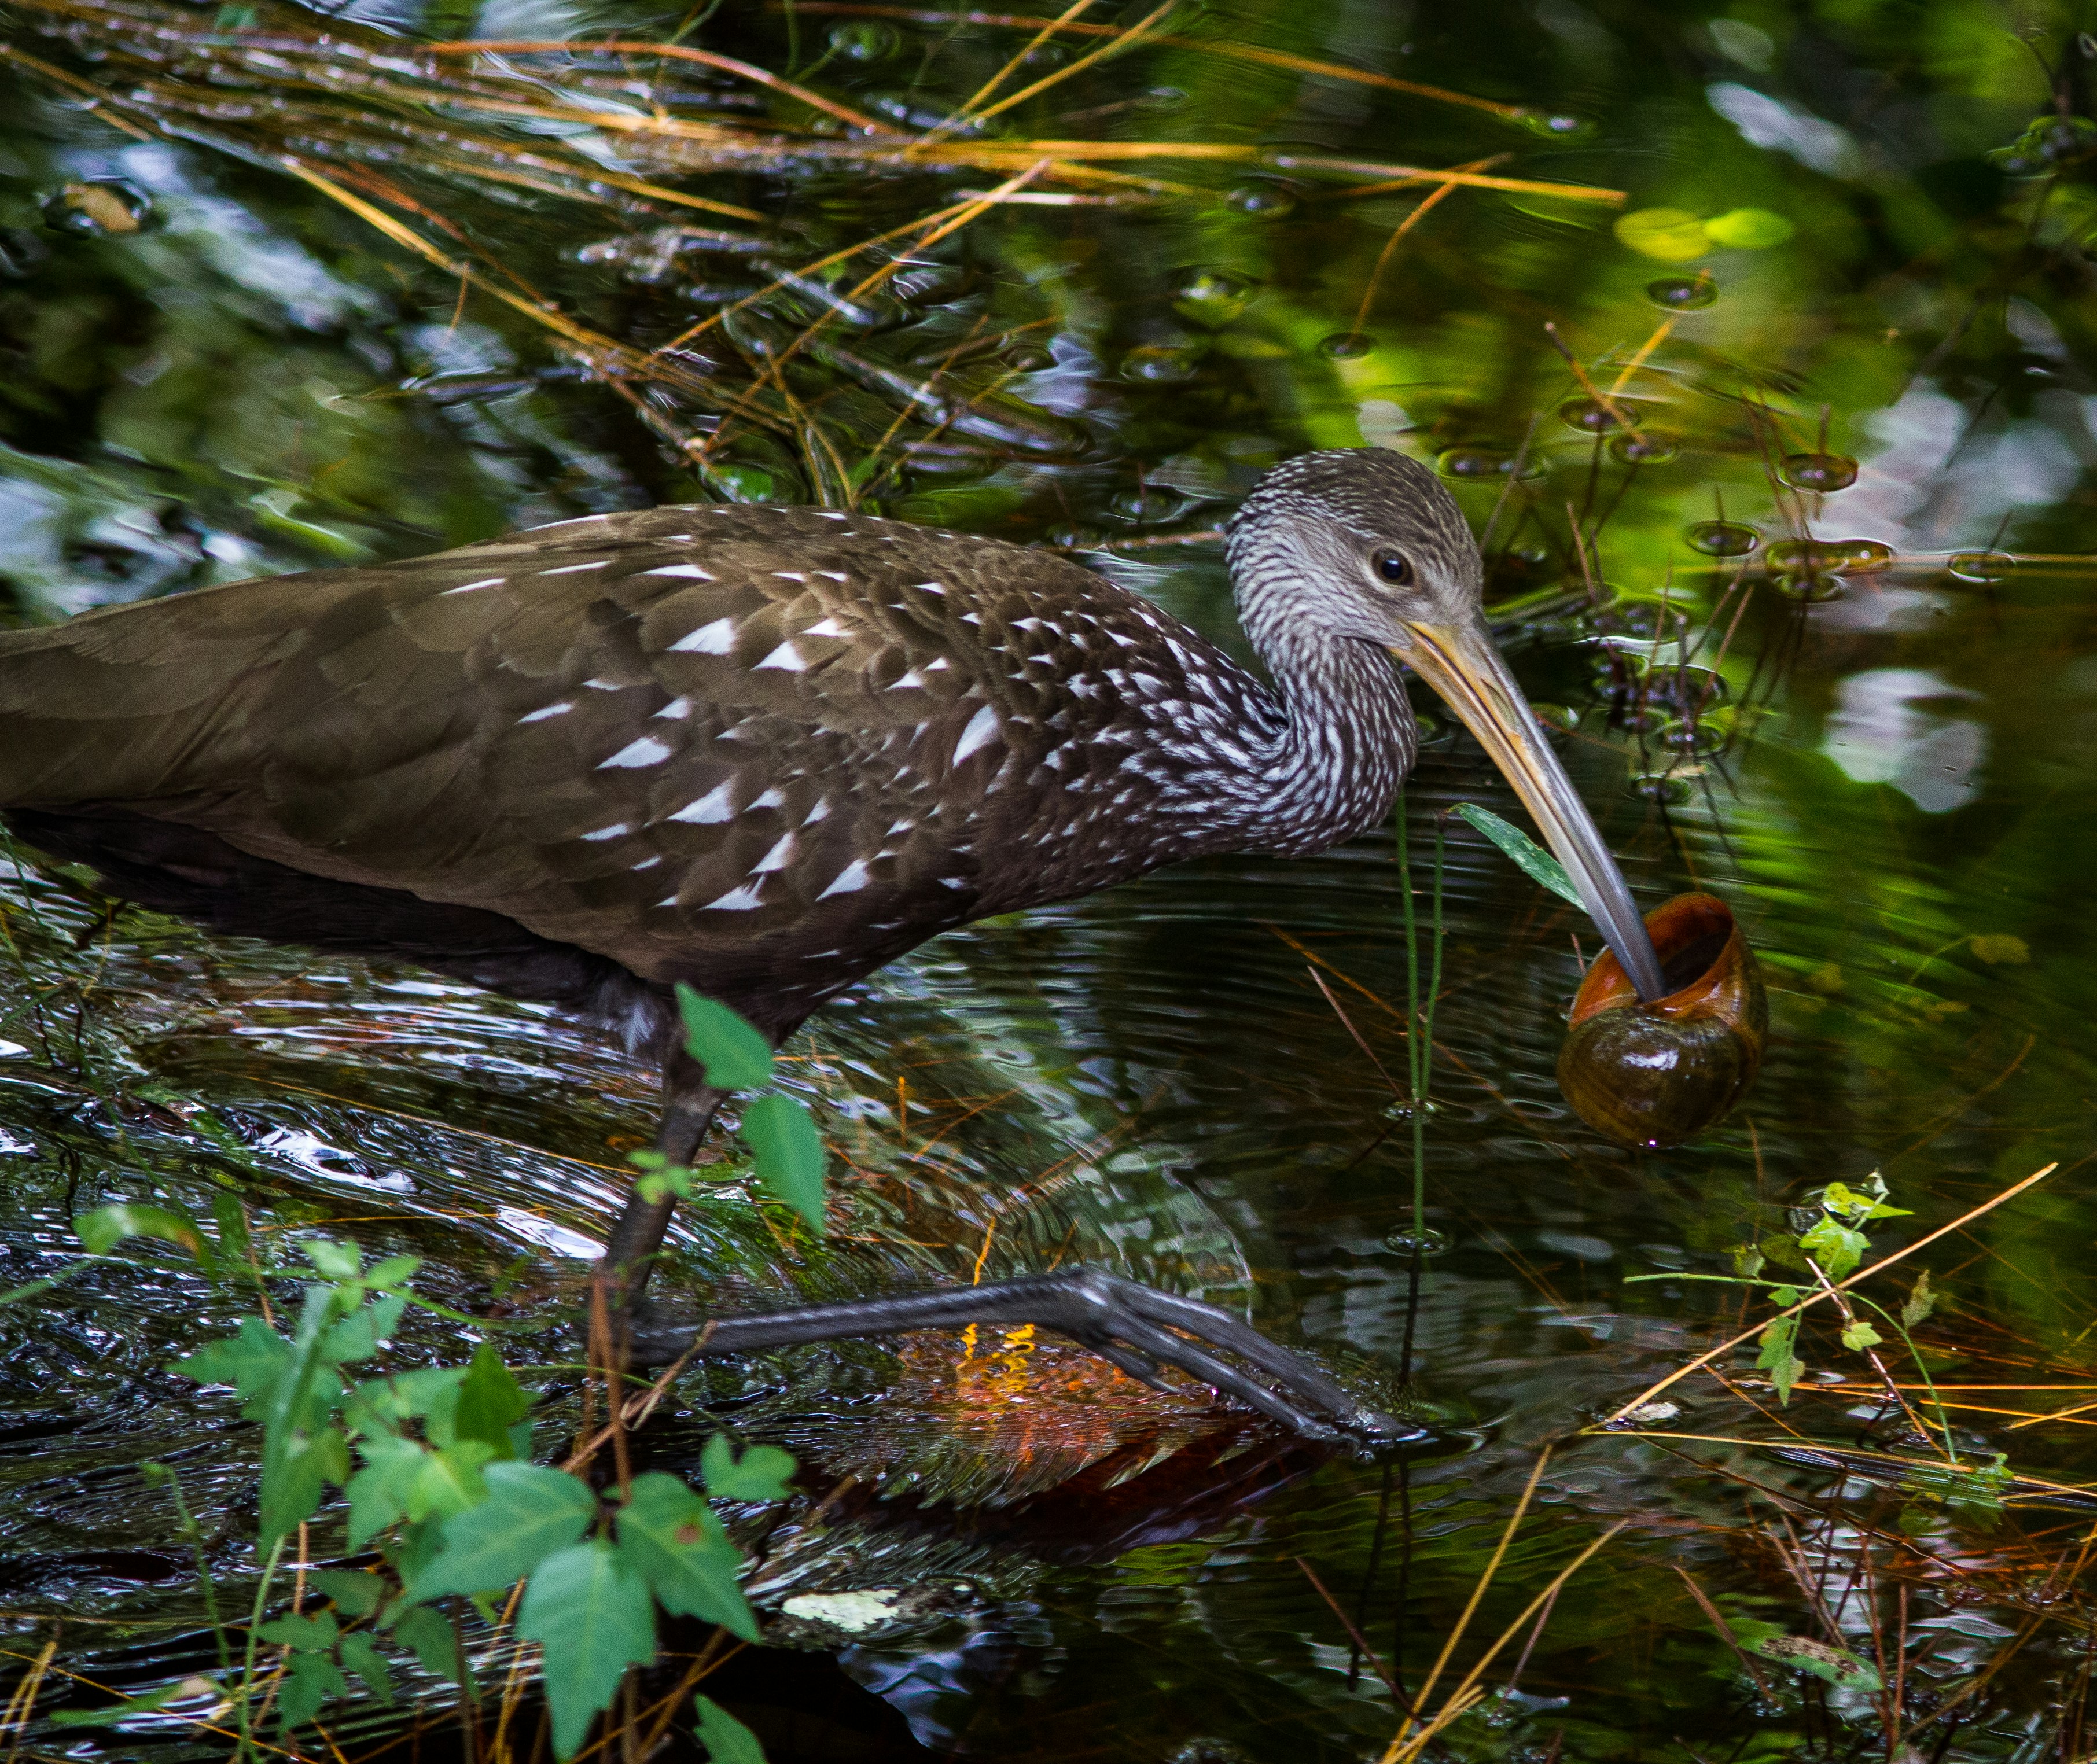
top-left (597, 1069), bottom-right (729, 1319)
top-left (626, 1269), bottom-right (1419, 1449)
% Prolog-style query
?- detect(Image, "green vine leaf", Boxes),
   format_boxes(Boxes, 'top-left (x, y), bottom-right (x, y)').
top-left (614, 1472), bottom-right (759, 1642)
top-left (518, 1541), bottom-right (657, 1760)
top-left (695, 1694), bottom-right (767, 1764)
top-left (676, 986), bottom-right (775, 1090)
top-left (737, 1095), bottom-right (827, 1233)
top-left (411, 1461), bottom-right (597, 1601)
top-left (701, 1434), bottom-right (797, 1502)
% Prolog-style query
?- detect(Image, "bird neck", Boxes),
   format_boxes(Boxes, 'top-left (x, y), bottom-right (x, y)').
top-left (1160, 602), bottom-right (1414, 859)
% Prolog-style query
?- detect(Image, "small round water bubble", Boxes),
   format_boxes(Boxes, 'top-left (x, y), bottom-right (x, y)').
top-left (1226, 183), bottom-right (1295, 219)
top-left (1610, 430), bottom-right (1680, 464)
top-left (826, 19), bottom-right (900, 60)
top-left (1318, 332), bottom-right (1371, 359)
top-left (1437, 447), bottom-right (1526, 481)
top-left (42, 180), bottom-right (150, 237)
top-left (1121, 344), bottom-right (1200, 382)
top-left (1047, 525), bottom-right (1104, 551)
top-left (1001, 343), bottom-right (1054, 372)
top-left (1531, 702), bottom-right (1580, 734)
top-left (1686, 520), bottom-right (1758, 557)
top-left (1174, 268), bottom-right (1252, 323)
top-left (1645, 274), bottom-right (1717, 310)
top-left (1780, 452), bottom-right (1859, 492)
top-left (1557, 396), bottom-right (1619, 434)
top-left (1515, 108), bottom-right (1594, 139)
top-left (1110, 485), bottom-right (1181, 524)
top-left (1949, 550), bottom-right (2012, 583)
top-left (1773, 572), bottom-right (1845, 603)
top-left (1382, 1225), bottom-right (1451, 1257)
top-left (1631, 771), bottom-right (1693, 805)
top-left (1135, 85), bottom-right (1187, 112)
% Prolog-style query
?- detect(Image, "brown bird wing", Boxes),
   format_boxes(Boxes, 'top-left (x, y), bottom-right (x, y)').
top-left (0, 504), bottom-right (1223, 1026)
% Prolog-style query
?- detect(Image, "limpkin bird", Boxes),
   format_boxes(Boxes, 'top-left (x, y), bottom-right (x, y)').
top-left (0, 448), bottom-right (1662, 1443)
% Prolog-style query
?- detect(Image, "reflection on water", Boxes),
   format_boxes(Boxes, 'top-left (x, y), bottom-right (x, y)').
top-left (2, 0), bottom-right (2096, 1756)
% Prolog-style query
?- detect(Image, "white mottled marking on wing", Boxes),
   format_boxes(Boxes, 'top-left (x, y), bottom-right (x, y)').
top-left (518, 701), bottom-right (573, 724)
top-left (753, 833), bottom-right (797, 872)
top-left (669, 617), bottom-right (737, 654)
top-left (580, 822), bottom-right (632, 842)
top-left (540, 560), bottom-right (612, 575)
top-left (643, 563), bottom-right (715, 580)
top-left (750, 787), bottom-right (786, 809)
top-left (669, 782), bottom-right (736, 824)
top-left (700, 882), bottom-right (767, 911)
top-left (756, 640), bottom-right (807, 671)
top-left (803, 617), bottom-right (849, 638)
top-left (818, 859), bottom-right (871, 898)
top-left (952, 704), bottom-right (1001, 765)
top-left (442, 576), bottom-right (506, 596)
top-left (599, 735), bottom-right (675, 769)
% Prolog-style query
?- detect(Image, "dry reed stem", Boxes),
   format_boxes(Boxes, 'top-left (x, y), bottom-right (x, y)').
top-left (925, 0), bottom-right (1100, 141)
top-left (1347, 156), bottom-right (1502, 336)
top-left (946, 0), bottom-right (1179, 130)
top-left (1379, 1522), bottom-right (1629, 1764)
top-left (424, 38), bottom-right (887, 132)
top-left (1592, 1162), bottom-right (2062, 1427)
top-left (773, 3), bottom-right (1529, 117)
top-left (1407, 1446), bottom-right (1554, 1718)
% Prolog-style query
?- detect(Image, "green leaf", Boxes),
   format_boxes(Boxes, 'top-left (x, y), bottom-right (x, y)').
top-left (338, 1633), bottom-right (396, 1707)
top-left (737, 1095), bottom-right (826, 1233)
top-left (1901, 1270), bottom-right (1936, 1328)
top-left (1732, 1626), bottom-right (1881, 1690)
top-left (1840, 1320), bottom-right (1883, 1351)
top-left (76, 1202), bottom-right (214, 1270)
top-left (412, 1461), bottom-right (598, 1600)
top-left (365, 1255), bottom-right (421, 1290)
top-left (1820, 1181), bottom-right (1911, 1223)
top-left (260, 1420), bottom-right (350, 1543)
top-left (701, 1434), bottom-right (796, 1503)
top-left (1453, 804), bottom-right (1583, 909)
top-left (279, 1651), bottom-right (348, 1733)
top-left (391, 1605), bottom-right (470, 1688)
top-left (518, 1541), bottom-right (657, 1760)
top-left (258, 1611), bottom-right (339, 1651)
top-left (1800, 1216), bottom-right (1869, 1280)
top-left (450, 1343), bottom-right (531, 1459)
top-left (695, 1695), bottom-right (767, 1764)
top-left (303, 1239), bottom-right (364, 1281)
top-left (311, 1570), bottom-right (384, 1618)
top-left (50, 1678), bottom-right (219, 1726)
top-left (345, 1434), bottom-right (429, 1548)
top-left (614, 1473), bottom-right (758, 1642)
top-left (346, 1367), bottom-right (469, 1438)
top-left (1756, 1314), bottom-right (1804, 1406)
top-left (676, 986), bottom-right (775, 1089)
top-left (1969, 933), bottom-right (2029, 965)
top-left (178, 1317), bottom-right (292, 1406)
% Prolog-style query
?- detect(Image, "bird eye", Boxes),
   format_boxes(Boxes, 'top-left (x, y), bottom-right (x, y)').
top-left (1371, 548), bottom-right (1414, 587)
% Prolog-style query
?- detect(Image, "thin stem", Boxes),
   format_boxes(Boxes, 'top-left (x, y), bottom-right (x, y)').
top-left (236, 1532), bottom-right (289, 1759)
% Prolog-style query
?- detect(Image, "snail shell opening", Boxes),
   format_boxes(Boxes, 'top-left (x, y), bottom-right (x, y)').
top-left (1557, 892), bottom-right (1768, 1149)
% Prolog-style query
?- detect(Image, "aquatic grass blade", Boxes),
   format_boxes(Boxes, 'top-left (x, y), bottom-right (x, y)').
top-left (1454, 802), bottom-right (1584, 908)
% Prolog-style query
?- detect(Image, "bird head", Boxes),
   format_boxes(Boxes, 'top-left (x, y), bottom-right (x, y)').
top-left (1227, 448), bottom-right (1666, 1002)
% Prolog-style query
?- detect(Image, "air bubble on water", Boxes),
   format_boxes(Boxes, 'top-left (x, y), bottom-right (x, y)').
top-left (42, 180), bottom-right (151, 237)
top-left (1686, 520), bottom-right (1758, 557)
top-left (1001, 343), bottom-right (1054, 372)
top-left (1121, 345), bottom-right (1200, 382)
top-left (1774, 572), bottom-right (1845, 603)
top-left (1381, 1225), bottom-right (1451, 1256)
top-left (1557, 396), bottom-right (1619, 433)
top-left (1631, 772), bottom-right (1693, 804)
top-left (1779, 451), bottom-right (1859, 492)
top-left (1437, 447), bottom-right (1533, 481)
top-left (1948, 550), bottom-right (2012, 583)
top-left (1047, 525), bottom-right (1104, 551)
top-left (1319, 332), bottom-right (1372, 359)
top-left (1225, 183), bottom-right (1296, 218)
top-left (1609, 431), bottom-right (1680, 463)
top-left (827, 20), bottom-right (900, 60)
top-left (1645, 274), bottom-right (1717, 310)
top-left (1174, 268), bottom-right (1253, 323)
top-left (1767, 537), bottom-right (1890, 576)
top-left (1136, 86), bottom-right (1187, 111)
top-left (1514, 108), bottom-right (1595, 139)
top-left (1110, 486), bottom-right (1181, 524)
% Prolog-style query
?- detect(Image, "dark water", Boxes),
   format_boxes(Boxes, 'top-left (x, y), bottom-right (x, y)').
top-left (1, 1), bottom-right (2095, 1758)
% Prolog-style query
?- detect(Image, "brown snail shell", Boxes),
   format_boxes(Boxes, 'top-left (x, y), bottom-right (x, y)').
top-left (1557, 892), bottom-right (1767, 1148)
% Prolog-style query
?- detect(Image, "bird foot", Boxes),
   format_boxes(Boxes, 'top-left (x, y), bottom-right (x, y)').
top-left (628, 1268), bottom-right (1423, 1451)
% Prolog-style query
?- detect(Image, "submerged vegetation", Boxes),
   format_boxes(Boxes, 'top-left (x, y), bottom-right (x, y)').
top-left (0, 0), bottom-right (2094, 1759)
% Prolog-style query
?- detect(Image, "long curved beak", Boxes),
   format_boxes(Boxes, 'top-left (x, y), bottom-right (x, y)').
top-left (1392, 617), bottom-right (1666, 1003)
